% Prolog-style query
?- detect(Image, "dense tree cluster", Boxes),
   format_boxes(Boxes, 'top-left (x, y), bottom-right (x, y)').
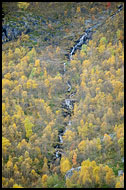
top-left (62, 4), bottom-right (124, 188)
top-left (2, 34), bottom-right (66, 187)
top-left (2, 2), bottom-right (124, 188)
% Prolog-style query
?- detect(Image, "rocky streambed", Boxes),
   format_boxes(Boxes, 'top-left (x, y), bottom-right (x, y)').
top-left (53, 3), bottom-right (123, 177)
top-left (53, 18), bottom-right (95, 161)
top-left (2, 2), bottom-right (123, 177)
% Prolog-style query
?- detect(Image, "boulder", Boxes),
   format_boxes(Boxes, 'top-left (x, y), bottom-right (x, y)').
top-left (65, 166), bottom-right (81, 179)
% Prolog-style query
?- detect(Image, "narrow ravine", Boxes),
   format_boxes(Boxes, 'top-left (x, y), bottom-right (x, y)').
top-left (2, 2), bottom-right (124, 188)
top-left (3, 1), bottom-right (123, 172)
top-left (53, 3), bottom-right (123, 165)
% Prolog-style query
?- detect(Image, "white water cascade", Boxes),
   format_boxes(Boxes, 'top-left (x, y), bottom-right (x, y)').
top-left (54, 4), bottom-right (123, 161)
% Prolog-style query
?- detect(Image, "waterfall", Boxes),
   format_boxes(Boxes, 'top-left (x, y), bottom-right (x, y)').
top-left (54, 4), bottom-right (123, 161)
top-left (59, 135), bottom-right (63, 143)
top-left (68, 121), bottom-right (71, 126)
top-left (67, 81), bottom-right (71, 92)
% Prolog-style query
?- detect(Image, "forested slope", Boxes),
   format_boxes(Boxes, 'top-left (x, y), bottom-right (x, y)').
top-left (2, 2), bottom-right (124, 188)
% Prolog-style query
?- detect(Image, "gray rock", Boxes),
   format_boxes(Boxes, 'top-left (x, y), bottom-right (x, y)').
top-left (85, 19), bottom-right (92, 25)
top-left (118, 170), bottom-right (123, 176)
top-left (65, 166), bottom-right (81, 179)
top-left (13, 28), bottom-right (20, 37)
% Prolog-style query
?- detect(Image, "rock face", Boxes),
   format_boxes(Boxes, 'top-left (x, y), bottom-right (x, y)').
top-left (2, 12), bottom-right (46, 44)
top-left (65, 166), bottom-right (81, 179)
top-left (2, 24), bottom-right (23, 43)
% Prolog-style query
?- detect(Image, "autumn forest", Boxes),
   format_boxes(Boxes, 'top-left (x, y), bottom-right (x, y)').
top-left (2, 2), bottom-right (124, 188)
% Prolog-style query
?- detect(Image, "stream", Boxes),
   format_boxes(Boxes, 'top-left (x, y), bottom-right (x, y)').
top-left (54, 22), bottom-right (94, 160)
top-left (54, 4), bottom-right (123, 162)
top-left (2, 2), bottom-right (123, 167)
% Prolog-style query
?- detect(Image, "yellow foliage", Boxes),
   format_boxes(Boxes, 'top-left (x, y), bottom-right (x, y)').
top-left (22, 91), bottom-right (27, 98)
top-left (32, 81), bottom-right (38, 89)
top-left (56, 110), bottom-right (60, 115)
top-left (8, 49), bottom-right (13, 60)
top-left (77, 160), bottom-right (116, 188)
top-left (45, 79), bottom-right (50, 87)
top-left (80, 80), bottom-right (85, 88)
top-left (70, 59), bottom-right (78, 67)
top-left (56, 47), bottom-right (60, 54)
top-left (43, 67), bottom-right (47, 78)
top-left (14, 48), bottom-right (22, 57)
top-left (78, 122), bottom-right (88, 139)
top-left (35, 147), bottom-right (41, 154)
top-left (2, 78), bottom-right (13, 89)
top-left (77, 7), bottom-right (81, 13)
top-left (82, 60), bottom-right (90, 68)
top-left (13, 184), bottom-right (23, 188)
top-left (80, 51), bottom-right (85, 58)
top-left (2, 103), bottom-right (6, 114)
top-left (17, 2), bottom-right (29, 10)
top-left (31, 169), bottom-right (37, 177)
top-left (42, 174), bottom-right (48, 183)
top-left (98, 44), bottom-right (105, 53)
top-left (119, 106), bottom-right (124, 118)
top-left (42, 157), bottom-right (49, 174)
top-left (24, 117), bottom-right (34, 138)
top-left (82, 170), bottom-right (92, 185)
top-left (54, 75), bottom-right (62, 81)
top-left (111, 80), bottom-right (123, 94)
top-left (24, 151), bottom-right (29, 158)
top-left (103, 134), bottom-right (112, 146)
top-left (78, 140), bottom-right (86, 151)
top-left (96, 138), bottom-right (101, 151)
top-left (63, 130), bottom-right (75, 142)
top-left (2, 137), bottom-right (11, 153)
top-left (115, 182), bottom-right (121, 188)
top-left (21, 33), bottom-right (30, 42)
top-left (46, 106), bottom-right (52, 116)
top-left (74, 103), bottom-right (78, 115)
top-left (72, 152), bottom-right (77, 166)
top-left (66, 178), bottom-right (73, 188)
top-left (9, 178), bottom-right (14, 186)
top-left (21, 55), bottom-right (29, 63)
top-left (14, 164), bottom-right (18, 171)
top-left (80, 119), bottom-right (84, 127)
top-left (4, 73), bottom-right (11, 80)
top-left (26, 79), bottom-right (33, 89)
top-left (105, 168), bottom-right (115, 186)
top-left (103, 164), bottom-right (108, 172)
top-left (97, 79), bottom-right (103, 83)
top-left (93, 166), bottom-right (100, 184)
top-left (7, 160), bottom-right (13, 168)
top-left (115, 174), bottom-right (124, 188)
top-left (2, 3), bottom-right (124, 188)
top-left (60, 157), bottom-right (71, 175)
top-left (35, 59), bottom-right (40, 67)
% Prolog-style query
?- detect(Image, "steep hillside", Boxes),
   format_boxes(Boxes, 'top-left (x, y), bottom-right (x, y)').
top-left (2, 2), bottom-right (124, 188)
